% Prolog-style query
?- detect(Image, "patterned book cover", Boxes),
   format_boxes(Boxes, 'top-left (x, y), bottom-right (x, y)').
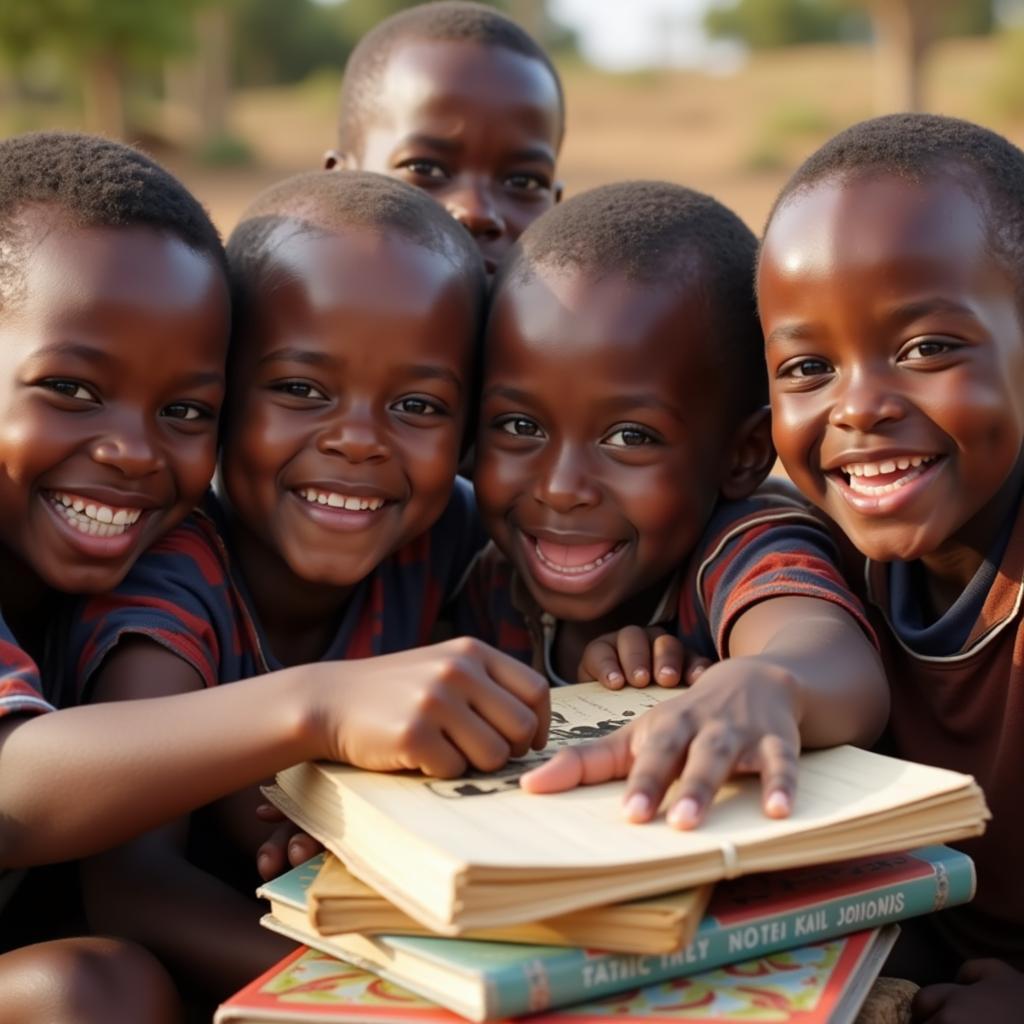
top-left (216, 928), bottom-right (895, 1024)
top-left (257, 845), bottom-right (970, 1019)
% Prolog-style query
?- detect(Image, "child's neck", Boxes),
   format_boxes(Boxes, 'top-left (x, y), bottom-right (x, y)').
top-left (549, 579), bottom-right (671, 683)
top-left (917, 455), bottom-right (1024, 620)
top-left (225, 515), bottom-right (357, 669)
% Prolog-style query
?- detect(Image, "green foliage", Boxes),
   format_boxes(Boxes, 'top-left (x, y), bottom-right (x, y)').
top-left (0, 0), bottom-right (203, 68)
top-left (706, 0), bottom-right (993, 50)
top-left (195, 130), bottom-right (253, 166)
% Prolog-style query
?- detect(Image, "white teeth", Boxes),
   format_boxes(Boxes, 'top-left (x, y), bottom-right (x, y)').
top-left (837, 455), bottom-right (940, 497)
top-left (534, 542), bottom-right (621, 575)
top-left (297, 488), bottom-right (386, 512)
top-left (47, 491), bottom-right (143, 536)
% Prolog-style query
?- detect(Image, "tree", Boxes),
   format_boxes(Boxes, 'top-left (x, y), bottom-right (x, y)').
top-left (0, 0), bottom-right (203, 138)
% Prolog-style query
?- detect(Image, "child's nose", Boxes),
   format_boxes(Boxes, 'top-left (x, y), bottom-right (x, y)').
top-left (317, 408), bottom-right (389, 463)
top-left (828, 370), bottom-right (906, 432)
top-left (533, 446), bottom-right (600, 512)
top-left (445, 181), bottom-right (504, 241)
top-left (89, 416), bottom-right (166, 476)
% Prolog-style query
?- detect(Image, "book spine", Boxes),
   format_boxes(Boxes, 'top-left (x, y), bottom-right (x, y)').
top-left (486, 849), bottom-right (974, 1019)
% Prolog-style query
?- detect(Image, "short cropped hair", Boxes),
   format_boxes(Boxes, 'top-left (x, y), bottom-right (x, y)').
top-left (502, 180), bottom-right (766, 411)
top-left (226, 169), bottom-right (486, 307)
top-left (337, 1), bottom-right (565, 155)
top-left (0, 131), bottom-right (224, 311)
top-left (767, 113), bottom-right (1024, 293)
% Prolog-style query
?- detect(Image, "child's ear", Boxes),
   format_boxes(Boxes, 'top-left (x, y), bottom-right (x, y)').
top-left (554, 181), bottom-right (564, 204)
top-left (323, 149), bottom-right (358, 171)
top-left (720, 405), bottom-right (775, 501)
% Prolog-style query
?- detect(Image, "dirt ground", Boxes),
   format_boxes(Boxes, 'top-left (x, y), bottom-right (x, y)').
top-left (156, 36), bottom-right (1021, 238)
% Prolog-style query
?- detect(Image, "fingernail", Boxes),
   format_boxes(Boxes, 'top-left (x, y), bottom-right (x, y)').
top-left (623, 792), bottom-right (652, 821)
top-left (668, 797), bottom-right (701, 829)
top-left (607, 671), bottom-right (624, 685)
top-left (632, 668), bottom-right (649, 685)
top-left (765, 790), bottom-right (791, 817)
top-left (658, 666), bottom-right (678, 681)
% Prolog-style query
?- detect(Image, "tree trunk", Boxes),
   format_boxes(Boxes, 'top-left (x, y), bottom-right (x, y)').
top-left (82, 51), bottom-right (126, 139)
top-left (867, 0), bottom-right (945, 113)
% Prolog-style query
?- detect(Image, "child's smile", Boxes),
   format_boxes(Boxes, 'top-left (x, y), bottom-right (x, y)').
top-left (477, 266), bottom-right (735, 624)
top-left (760, 173), bottom-right (1024, 571)
top-left (0, 211), bottom-right (228, 595)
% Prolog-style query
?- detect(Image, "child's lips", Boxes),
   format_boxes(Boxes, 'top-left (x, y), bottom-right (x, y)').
top-left (826, 453), bottom-right (946, 514)
top-left (520, 532), bottom-right (627, 595)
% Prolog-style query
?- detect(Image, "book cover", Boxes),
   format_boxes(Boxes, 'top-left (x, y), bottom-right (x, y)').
top-left (216, 928), bottom-right (897, 1024)
top-left (269, 683), bottom-right (988, 934)
top-left (259, 845), bottom-right (971, 1020)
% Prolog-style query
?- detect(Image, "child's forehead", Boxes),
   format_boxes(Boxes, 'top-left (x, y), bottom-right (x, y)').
top-left (763, 172), bottom-right (990, 277)
top-left (363, 37), bottom-right (562, 140)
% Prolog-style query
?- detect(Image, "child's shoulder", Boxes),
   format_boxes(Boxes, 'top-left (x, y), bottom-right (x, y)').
top-left (0, 611), bottom-right (52, 720)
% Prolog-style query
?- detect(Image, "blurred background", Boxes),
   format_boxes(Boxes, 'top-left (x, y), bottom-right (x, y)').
top-left (1, 0), bottom-right (1021, 235)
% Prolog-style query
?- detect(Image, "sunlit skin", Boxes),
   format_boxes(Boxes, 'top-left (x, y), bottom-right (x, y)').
top-left (475, 265), bottom-right (767, 680)
top-left (0, 207), bottom-right (229, 604)
top-left (759, 174), bottom-right (1024, 615)
top-left (219, 225), bottom-right (477, 666)
top-left (326, 39), bottom-right (563, 273)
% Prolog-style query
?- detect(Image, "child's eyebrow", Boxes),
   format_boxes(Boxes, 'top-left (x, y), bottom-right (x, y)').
top-left (401, 364), bottom-right (463, 392)
top-left (257, 347), bottom-right (332, 368)
top-left (29, 341), bottom-right (116, 365)
top-left (395, 133), bottom-right (555, 166)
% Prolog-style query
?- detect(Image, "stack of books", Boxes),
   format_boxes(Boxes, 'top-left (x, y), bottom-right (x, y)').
top-left (217, 683), bottom-right (988, 1023)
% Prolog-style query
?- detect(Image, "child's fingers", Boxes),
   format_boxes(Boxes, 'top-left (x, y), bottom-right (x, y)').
top-left (257, 822), bottom-right (296, 881)
top-left (434, 698), bottom-right (514, 774)
top-left (622, 714), bottom-right (697, 823)
top-left (683, 655), bottom-right (712, 685)
top-left (287, 832), bottom-right (323, 867)
top-left (255, 802), bottom-right (286, 823)
top-left (578, 638), bottom-right (626, 688)
top-left (664, 724), bottom-right (742, 829)
top-left (652, 633), bottom-right (685, 687)
top-left (756, 733), bottom-right (799, 819)
top-left (477, 642), bottom-right (551, 748)
top-left (616, 625), bottom-right (655, 687)
top-left (520, 730), bottom-right (631, 794)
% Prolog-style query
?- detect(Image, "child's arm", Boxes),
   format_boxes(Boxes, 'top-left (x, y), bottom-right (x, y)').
top-left (0, 636), bottom-right (548, 869)
top-left (75, 635), bottom-right (548, 996)
top-left (522, 596), bottom-right (887, 828)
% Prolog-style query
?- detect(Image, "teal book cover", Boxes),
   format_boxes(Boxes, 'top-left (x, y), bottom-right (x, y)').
top-left (259, 845), bottom-right (972, 1019)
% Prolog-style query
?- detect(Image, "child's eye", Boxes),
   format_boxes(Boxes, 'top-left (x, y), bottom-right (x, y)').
top-left (899, 338), bottom-right (957, 361)
top-left (777, 357), bottom-right (833, 379)
top-left (391, 396), bottom-right (444, 417)
top-left (397, 159), bottom-right (448, 181)
top-left (603, 426), bottom-right (657, 448)
top-left (161, 402), bottom-right (208, 421)
top-left (272, 381), bottom-right (327, 400)
top-left (504, 172), bottom-right (550, 193)
top-left (497, 416), bottom-right (545, 438)
top-left (40, 379), bottom-right (96, 401)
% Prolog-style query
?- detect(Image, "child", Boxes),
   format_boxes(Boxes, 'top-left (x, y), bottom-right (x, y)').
top-left (0, 135), bottom-right (548, 1020)
top-left (453, 181), bottom-right (888, 830)
top-left (65, 170), bottom-right (547, 999)
top-left (324, 1), bottom-right (564, 273)
top-left (754, 113), bottom-right (1024, 1016)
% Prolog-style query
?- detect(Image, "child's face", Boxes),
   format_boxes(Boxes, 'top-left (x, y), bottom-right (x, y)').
top-left (759, 173), bottom-right (1024, 564)
top-left (0, 208), bottom-right (229, 593)
top-left (475, 266), bottom-right (735, 623)
top-left (221, 226), bottom-right (475, 587)
top-left (330, 39), bottom-right (562, 274)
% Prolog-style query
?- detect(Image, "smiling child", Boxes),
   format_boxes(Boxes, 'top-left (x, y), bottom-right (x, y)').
top-left (454, 181), bottom-right (887, 828)
top-left (757, 113), bottom-right (1024, 1017)
top-left (324, 1), bottom-right (564, 273)
top-left (64, 170), bottom-right (549, 1000)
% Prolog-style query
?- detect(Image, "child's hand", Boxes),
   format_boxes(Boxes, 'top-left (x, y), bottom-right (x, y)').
top-left (522, 657), bottom-right (800, 828)
top-left (254, 803), bottom-right (323, 881)
top-left (311, 638), bottom-right (550, 778)
top-left (578, 625), bottom-right (711, 689)
top-left (912, 959), bottom-right (1024, 1023)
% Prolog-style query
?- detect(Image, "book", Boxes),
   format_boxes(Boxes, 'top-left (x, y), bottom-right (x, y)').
top-left (267, 682), bottom-right (988, 935)
top-left (216, 927), bottom-right (899, 1024)
top-left (286, 853), bottom-right (711, 955)
top-left (258, 844), bottom-right (969, 1021)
